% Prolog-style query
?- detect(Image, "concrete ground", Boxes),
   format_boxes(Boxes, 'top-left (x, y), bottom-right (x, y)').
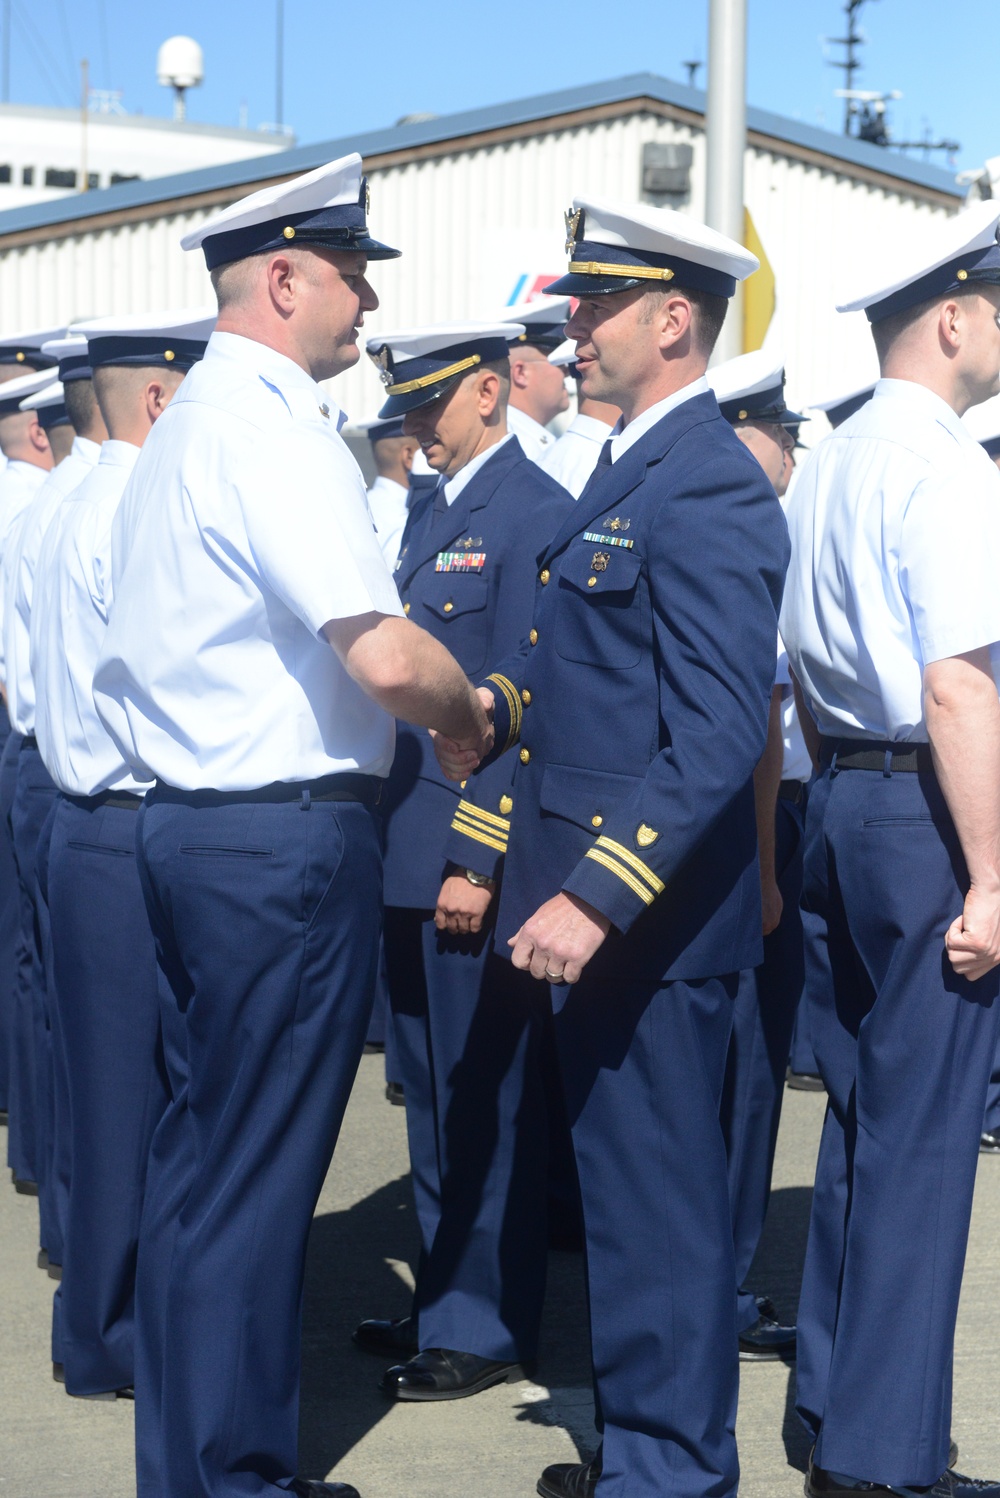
top-left (1, 1058), bottom-right (998, 1497)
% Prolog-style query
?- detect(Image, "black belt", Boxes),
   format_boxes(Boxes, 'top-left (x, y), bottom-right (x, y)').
top-left (67, 789), bottom-right (144, 812)
top-left (778, 779), bottom-right (806, 805)
top-left (820, 737), bottom-right (933, 774)
top-left (152, 772), bottom-right (383, 810)
top-left (20, 734), bottom-right (37, 750)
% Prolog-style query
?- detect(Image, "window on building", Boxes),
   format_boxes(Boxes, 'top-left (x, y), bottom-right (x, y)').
top-left (44, 168), bottom-right (77, 189)
top-left (22, 166), bottom-right (33, 186)
top-left (87, 172), bottom-right (99, 191)
top-left (110, 172), bottom-right (140, 186)
top-left (0, 166), bottom-right (11, 185)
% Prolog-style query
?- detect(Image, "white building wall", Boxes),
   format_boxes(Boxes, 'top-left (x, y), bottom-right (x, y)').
top-left (0, 108), bottom-right (956, 428)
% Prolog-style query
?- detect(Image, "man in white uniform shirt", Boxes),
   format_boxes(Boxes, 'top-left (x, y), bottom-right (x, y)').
top-left (540, 338), bottom-right (620, 498)
top-left (92, 154), bottom-right (491, 1498)
top-left (781, 201), bottom-right (1000, 1498)
top-left (498, 296), bottom-right (571, 463)
top-left (33, 310), bottom-right (212, 1403)
top-left (1, 343), bottom-right (106, 1283)
top-left (356, 414), bottom-right (420, 565)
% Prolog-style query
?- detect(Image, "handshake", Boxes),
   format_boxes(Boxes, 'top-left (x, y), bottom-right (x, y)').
top-left (432, 686), bottom-right (496, 781)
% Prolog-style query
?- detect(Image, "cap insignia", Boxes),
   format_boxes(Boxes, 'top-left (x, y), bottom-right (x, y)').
top-left (371, 345), bottom-right (393, 387)
top-left (605, 516), bottom-right (629, 533)
top-left (564, 206), bottom-right (583, 255)
top-left (365, 178), bottom-right (371, 217)
top-left (636, 824), bottom-right (658, 847)
top-left (591, 551), bottom-right (610, 572)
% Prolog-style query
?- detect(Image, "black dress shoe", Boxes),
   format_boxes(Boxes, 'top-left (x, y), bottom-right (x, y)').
top-left (385, 1082), bottom-right (404, 1106)
top-left (806, 1450), bottom-right (999, 1496)
top-left (786, 1067), bottom-right (826, 1092)
top-left (980, 1127), bottom-right (1000, 1153)
top-left (13, 1174), bottom-right (38, 1196)
top-left (37, 1248), bottom-right (48, 1271)
top-left (290, 1480), bottom-right (361, 1498)
top-left (52, 1362), bottom-right (64, 1384)
top-left (69, 1385), bottom-right (134, 1401)
top-left (739, 1299), bottom-right (796, 1361)
top-left (537, 1450), bottom-right (602, 1498)
top-left (47, 1260), bottom-right (62, 1281)
top-left (380, 1347), bottom-right (527, 1401)
top-left (352, 1314), bottom-right (418, 1358)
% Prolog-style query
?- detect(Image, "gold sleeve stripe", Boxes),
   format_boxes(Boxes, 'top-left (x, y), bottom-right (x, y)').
top-left (584, 847), bottom-right (655, 905)
top-left (452, 807), bottom-right (508, 845)
top-left (486, 672), bottom-right (522, 751)
top-left (449, 816), bottom-right (508, 854)
top-left (455, 798), bottom-right (510, 832)
top-left (594, 835), bottom-right (664, 895)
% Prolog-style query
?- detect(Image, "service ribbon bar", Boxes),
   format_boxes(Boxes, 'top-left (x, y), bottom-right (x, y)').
top-left (582, 531), bottom-right (635, 550)
top-left (436, 551), bottom-right (486, 572)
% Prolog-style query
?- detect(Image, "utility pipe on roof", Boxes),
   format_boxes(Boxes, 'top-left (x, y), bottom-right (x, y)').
top-left (705, 0), bottom-right (747, 363)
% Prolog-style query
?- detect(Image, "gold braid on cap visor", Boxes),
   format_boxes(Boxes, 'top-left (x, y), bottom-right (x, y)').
top-left (569, 260), bottom-right (676, 281)
top-left (385, 353), bottom-right (482, 395)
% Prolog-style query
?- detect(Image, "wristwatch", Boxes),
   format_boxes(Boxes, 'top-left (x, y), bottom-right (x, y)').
top-left (463, 868), bottom-right (496, 890)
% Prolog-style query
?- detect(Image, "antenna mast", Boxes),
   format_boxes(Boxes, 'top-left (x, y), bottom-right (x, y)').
top-left (827, 0), bottom-right (873, 135)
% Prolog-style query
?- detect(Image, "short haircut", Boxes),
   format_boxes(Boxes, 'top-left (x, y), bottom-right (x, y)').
top-left (93, 363), bottom-right (185, 430)
top-left (210, 255), bottom-right (263, 310)
top-left (478, 355), bottom-right (511, 399)
top-left (871, 284), bottom-right (986, 364)
top-left (0, 362), bottom-right (40, 385)
top-left (0, 409), bottom-right (32, 458)
top-left (639, 283), bottom-right (728, 357)
top-left (63, 377), bottom-right (100, 437)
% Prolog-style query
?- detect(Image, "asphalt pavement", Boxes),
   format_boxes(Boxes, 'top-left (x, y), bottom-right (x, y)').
top-left (2, 1055), bottom-right (998, 1497)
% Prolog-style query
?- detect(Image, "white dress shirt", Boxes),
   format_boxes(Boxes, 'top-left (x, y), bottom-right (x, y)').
top-left (0, 459), bottom-right (50, 680)
top-left (93, 332), bottom-right (404, 791)
top-left (541, 412), bottom-right (615, 498)
top-left (775, 640), bottom-right (813, 784)
top-left (506, 405), bottom-right (556, 465)
top-left (608, 377), bottom-right (710, 461)
top-left (443, 432), bottom-right (513, 505)
top-left (780, 378), bottom-right (1000, 741)
top-left (367, 474), bottom-right (410, 567)
top-left (5, 436), bottom-right (101, 733)
top-left (33, 441), bottom-right (151, 796)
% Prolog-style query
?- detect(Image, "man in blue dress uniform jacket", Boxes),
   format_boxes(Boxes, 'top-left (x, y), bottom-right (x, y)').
top-left (435, 196), bottom-right (788, 1498)
top-left (354, 321), bottom-right (575, 1401)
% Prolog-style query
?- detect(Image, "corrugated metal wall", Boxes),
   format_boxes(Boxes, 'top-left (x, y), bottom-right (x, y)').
top-left (0, 109), bottom-right (952, 430)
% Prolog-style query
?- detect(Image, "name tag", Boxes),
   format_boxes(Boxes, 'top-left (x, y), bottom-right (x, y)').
top-left (582, 531), bottom-right (634, 550)
top-left (436, 550), bottom-right (486, 573)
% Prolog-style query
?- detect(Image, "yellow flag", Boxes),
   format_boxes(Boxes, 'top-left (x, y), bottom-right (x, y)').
top-left (743, 208), bottom-right (775, 353)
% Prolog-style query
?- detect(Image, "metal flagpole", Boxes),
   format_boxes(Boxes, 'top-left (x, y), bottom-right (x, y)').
top-left (705, 0), bottom-right (747, 363)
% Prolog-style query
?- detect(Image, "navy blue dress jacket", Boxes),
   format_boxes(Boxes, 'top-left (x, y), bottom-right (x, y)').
top-left (382, 436), bottom-right (574, 908)
top-left (462, 390), bottom-right (790, 981)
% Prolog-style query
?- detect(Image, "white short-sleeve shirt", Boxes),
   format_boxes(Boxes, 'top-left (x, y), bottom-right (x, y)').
top-left (780, 378), bottom-right (1000, 741)
top-left (541, 413), bottom-right (614, 499)
top-left (5, 437), bottom-right (101, 734)
top-left (366, 474), bottom-right (410, 567)
top-left (93, 332), bottom-right (404, 791)
top-left (506, 404), bottom-right (556, 465)
top-left (33, 440), bottom-right (151, 797)
top-left (0, 459), bottom-right (50, 680)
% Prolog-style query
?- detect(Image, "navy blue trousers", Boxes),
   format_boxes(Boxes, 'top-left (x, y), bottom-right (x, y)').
top-left (722, 794), bottom-right (805, 1330)
top-left (0, 702), bottom-right (19, 1115)
top-left (134, 790), bottom-right (381, 1498)
top-left (796, 764), bottom-right (1000, 1487)
top-left (1, 727), bottom-right (33, 1182)
top-left (11, 741), bottom-right (61, 1260)
top-left (552, 958), bottom-right (740, 1498)
top-left (384, 905), bottom-right (550, 1361)
top-left (48, 795), bottom-right (169, 1394)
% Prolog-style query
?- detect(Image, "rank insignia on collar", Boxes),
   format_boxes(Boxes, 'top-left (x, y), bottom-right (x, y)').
top-left (458, 535), bottom-right (483, 550)
top-left (564, 206), bottom-right (583, 255)
top-left (591, 551), bottom-right (610, 572)
top-left (605, 515), bottom-right (630, 533)
top-left (636, 824), bottom-right (658, 847)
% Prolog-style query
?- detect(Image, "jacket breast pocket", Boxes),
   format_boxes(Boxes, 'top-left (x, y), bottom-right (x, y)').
top-left (420, 573), bottom-right (490, 675)
top-left (554, 546), bottom-right (643, 669)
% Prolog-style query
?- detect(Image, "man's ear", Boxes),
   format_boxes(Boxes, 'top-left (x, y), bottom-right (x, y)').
top-left (27, 417), bottom-right (50, 455)
top-left (476, 369), bottom-right (502, 418)
top-left (266, 253), bottom-right (296, 312)
top-left (508, 355), bottom-right (530, 390)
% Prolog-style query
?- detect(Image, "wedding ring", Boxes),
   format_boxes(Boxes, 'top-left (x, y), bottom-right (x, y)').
top-left (544, 967), bottom-right (564, 982)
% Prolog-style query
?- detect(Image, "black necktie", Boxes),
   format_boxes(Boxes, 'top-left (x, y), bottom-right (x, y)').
top-left (577, 437), bottom-right (614, 504)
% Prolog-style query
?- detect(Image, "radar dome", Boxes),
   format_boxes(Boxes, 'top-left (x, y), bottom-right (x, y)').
top-left (157, 36), bottom-right (204, 90)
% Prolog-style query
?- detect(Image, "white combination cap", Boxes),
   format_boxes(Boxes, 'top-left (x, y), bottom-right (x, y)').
top-left (548, 195), bottom-right (759, 299)
top-left (20, 379), bottom-right (70, 430)
top-left (367, 322), bottom-right (526, 417)
top-left (0, 368), bottom-right (58, 415)
top-left (708, 349), bottom-right (803, 426)
top-left (548, 337), bottom-right (579, 369)
top-left (41, 332), bottom-right (92, 384)
top-left (496, 295), bottom-right (572, 350)
top-left (70, 307), bottom-right (218, 370)
top-left (180, 152), bottom-right (401, 270)
top-left (838, 200), bottom-right (1000, 323)
top-left (0, 325), bottom-right (65, 369)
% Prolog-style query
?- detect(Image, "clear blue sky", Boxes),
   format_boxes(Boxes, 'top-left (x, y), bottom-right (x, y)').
top-left (7, 0), bottom-right (998, 175)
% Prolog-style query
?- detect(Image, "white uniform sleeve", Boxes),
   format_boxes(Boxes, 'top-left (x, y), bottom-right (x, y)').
top-left (235, 426), bottom-right (404, 635)
top-left (900, 455), bottom-right (1000, 665)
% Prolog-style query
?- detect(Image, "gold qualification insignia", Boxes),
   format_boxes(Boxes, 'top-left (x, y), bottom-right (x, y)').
top-left (591, 551), bottom-right (610, 572)
top-left (605, 516), bottom-right (630, 533)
